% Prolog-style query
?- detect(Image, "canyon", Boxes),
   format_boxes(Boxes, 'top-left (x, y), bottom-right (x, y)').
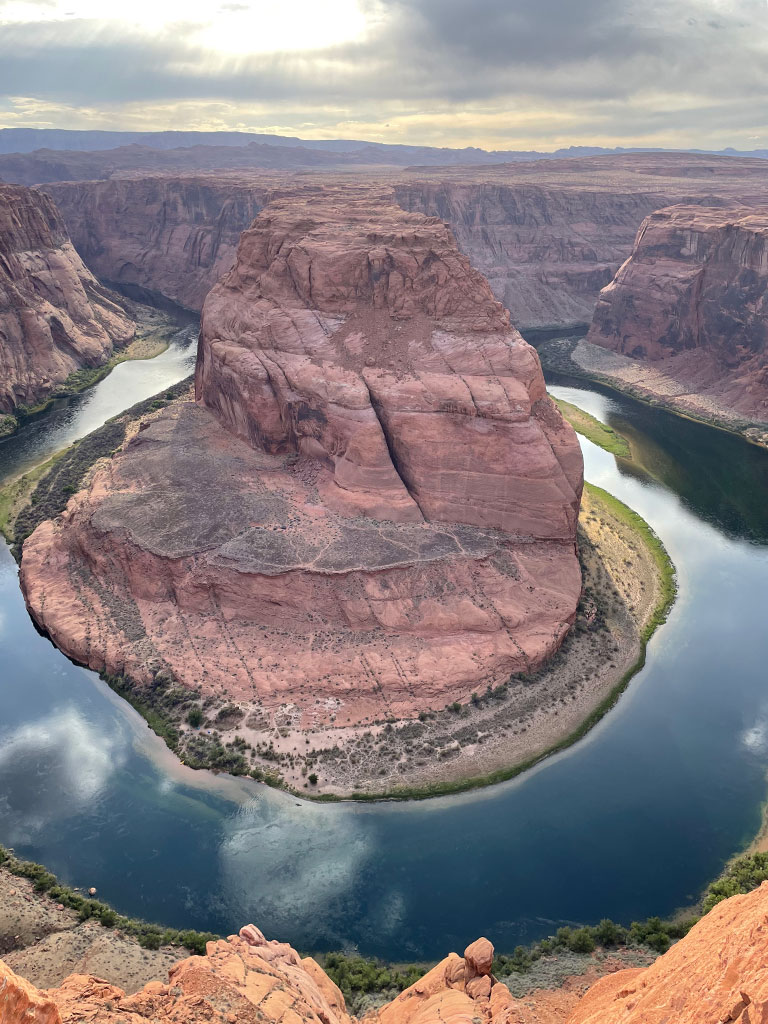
top-left (3, 883), bottom-right (768, 1024)
top-left (42, 153), bottom-right (768, 334)
top-left (18, 188), bottom-right (585, 787)
top-left (0, 184), bottom-right (134, 416)
top-left (582, 204), bottom-right (768, 429)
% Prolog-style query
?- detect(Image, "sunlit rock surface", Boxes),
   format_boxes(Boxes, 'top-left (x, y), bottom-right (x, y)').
top-left (21, 190), bottom-right (582, 726)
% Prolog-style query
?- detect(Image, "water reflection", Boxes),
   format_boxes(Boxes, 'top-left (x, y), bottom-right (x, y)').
top-left (0, 372), bottom-right (767, 959)
top-left (549, 375), bottom-right (768, 542)
top-left (0, 321), bottom-right (197, 483)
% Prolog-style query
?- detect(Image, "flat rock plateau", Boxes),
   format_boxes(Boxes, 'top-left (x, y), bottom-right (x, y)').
top-left (20, 188), bottom-right (587, 788)
top-left (0, 184), bottom-right (134, 415)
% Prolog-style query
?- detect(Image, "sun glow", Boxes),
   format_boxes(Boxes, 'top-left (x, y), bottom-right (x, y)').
top-left (0, 0), bottom-right (371, 54)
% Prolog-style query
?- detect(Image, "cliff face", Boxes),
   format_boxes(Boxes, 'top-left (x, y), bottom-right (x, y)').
top-left (0, 928), bottom-right (518, 1024)
top-left (46, 178), bottom-right (273, 313)
top-left (20, 190), bottom-right (582, 733)
top-left (393, 183), bottom-right (674, 329)
top-left (587, 205), bottom-right (768, 422)
top-left (0, 185), bottom-right (134, 413)
top-left (47, 176), bottom-right (673, 330)
top-left (5, 885), bottom-right (768, 1024)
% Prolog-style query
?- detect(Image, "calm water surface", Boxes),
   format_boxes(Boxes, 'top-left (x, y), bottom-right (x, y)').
top-left (1, 359), bottom-right (768, 960)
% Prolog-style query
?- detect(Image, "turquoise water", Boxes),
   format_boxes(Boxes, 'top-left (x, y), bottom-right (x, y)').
top-left (1, 361), bottom-right (768, 961)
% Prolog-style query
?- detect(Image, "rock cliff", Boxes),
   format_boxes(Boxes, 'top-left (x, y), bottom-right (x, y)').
top-left (587, 204), bottom-right (768, 423)
top-left (20, 190), bottom-right (582, 738)
top-left (45, 156), bottom-right (768, 335)
top-left (0, 185), bottom-right (135, 414)
top-left (46, 177), bottom-right (274, 312)
top-left (5, 884), bottom-right (768, 1024)
top-left (393, 182), bottom-right (673, 329)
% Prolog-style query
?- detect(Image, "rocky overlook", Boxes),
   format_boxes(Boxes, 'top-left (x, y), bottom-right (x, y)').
top-left (20, 191), bottom-right (582, 742)
top-left (587, 204), bottom-right (768, 424)
top-left (4, 884), bottom-right (768, 1024)
top-left (0, 184), bottom-right (134, 414)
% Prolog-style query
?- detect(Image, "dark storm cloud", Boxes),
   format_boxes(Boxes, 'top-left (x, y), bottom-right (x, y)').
top-left (0, 0), bottom-right (766, 144)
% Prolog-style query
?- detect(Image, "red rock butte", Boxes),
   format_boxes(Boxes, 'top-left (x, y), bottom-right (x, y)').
top-left (21, 191), bottom-right (583, 726)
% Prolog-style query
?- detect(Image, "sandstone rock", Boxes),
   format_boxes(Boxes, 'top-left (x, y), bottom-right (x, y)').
top-left (20, 190), bottom-right (582, 727)
top-left (47, 177), bottom-right (273, 312)
top-left (588, 204), bottom-right (768, 423)
top-left (0, 959), bottom-right (61, 1024)
top-left (7, 885), bottom-right (768, 1023)
top-left (567, 883), bottom-right (768, 1024)
top-left (0, 184), bottom-right (134, 414)
top-left (47, 154), bottom-right (768, 334)
top-left (464, 938), bottom-right (494, 977)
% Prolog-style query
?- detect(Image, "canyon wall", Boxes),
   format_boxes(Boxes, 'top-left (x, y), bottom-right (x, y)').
top-left (20, 190), bottom-right (582, 734)
top-left (46, 177), bottom-right (274, 312)
top-left (393, 182), bottom-right (675, 328)
top-left (47, 175), bottom-right (674, 330)
top-left (0, 184), bottom-right (134, 414)
top-left (588, 205), bottom-right (768, 422)
top-left (44, 157), bottom-right (768, 334)
top-left (5, 884), bottom-right (768, 1024)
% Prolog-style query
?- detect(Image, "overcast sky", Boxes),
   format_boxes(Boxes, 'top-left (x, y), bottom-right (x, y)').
top-left (0, 0), bottom-right (766, 150)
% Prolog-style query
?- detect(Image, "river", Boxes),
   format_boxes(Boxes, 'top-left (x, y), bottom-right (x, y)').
top-left (1, 347), bottom-right (768, 962)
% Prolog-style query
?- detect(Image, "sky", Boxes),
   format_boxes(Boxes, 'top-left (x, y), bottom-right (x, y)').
top-left (0, 0), bottom-right (766, 151)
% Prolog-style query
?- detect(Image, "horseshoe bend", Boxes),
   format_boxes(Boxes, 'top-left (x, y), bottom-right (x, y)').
top-left (15, 190), bottom-right (599, 785)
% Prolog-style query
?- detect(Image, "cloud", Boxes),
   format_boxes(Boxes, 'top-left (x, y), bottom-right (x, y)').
top-left (0, 707), bottom-right (126, 841)
top-left (0, 0), bottom-right (766, 148)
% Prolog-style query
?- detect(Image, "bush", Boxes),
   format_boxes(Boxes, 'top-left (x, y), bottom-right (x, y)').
top-left (187, 707), bottom-right (203, 728)
top-left (308, 773), bottom-right (318, 785)
top-left (568, 927), bottom-right (596, 954)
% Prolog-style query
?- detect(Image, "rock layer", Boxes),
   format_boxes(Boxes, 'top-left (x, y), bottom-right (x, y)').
top-left (20, 191), bottom-right (582, 727)
top-left (45, 155), bottom-right (768, 332)
top-left (588, 204), bottom-right (768, 423)
top-left (0, 184), bottom-right (134, 413)
top-left (46, 177), bottom-right (273, 312)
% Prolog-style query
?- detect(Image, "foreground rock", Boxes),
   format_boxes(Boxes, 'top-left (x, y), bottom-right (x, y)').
top-left (6, 884), bottom-right (768, 1023)
top-left (0, 184), bottom-right (134, 414)
top-left (587, 204), bottom-right (768, 428)
top-left (20, 191), bottom-right (582, 759)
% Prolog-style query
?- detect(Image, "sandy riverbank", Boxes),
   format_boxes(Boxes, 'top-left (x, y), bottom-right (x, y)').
top-left (539, 335), bottom-right (768, 450)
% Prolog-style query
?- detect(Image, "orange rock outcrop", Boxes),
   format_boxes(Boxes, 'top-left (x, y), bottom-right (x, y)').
top-left (20, 190), bottom-right (582, 727)
top-left (6, 884), bottom-right (768, 1024)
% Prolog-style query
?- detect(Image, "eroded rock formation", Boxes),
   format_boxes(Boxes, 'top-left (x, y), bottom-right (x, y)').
top-left (6, 884), bottom-right (768, 1024)
top-left (20, 191), bottom-right (582, 729)
top-left (588, 204), bottom-right (768, 423)
top-left (46, 178), bottom-right (273, 312)
top-left (43, 155), bottom-right (768, 335)
top-left (0, 184), bottom-right (134, 414)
